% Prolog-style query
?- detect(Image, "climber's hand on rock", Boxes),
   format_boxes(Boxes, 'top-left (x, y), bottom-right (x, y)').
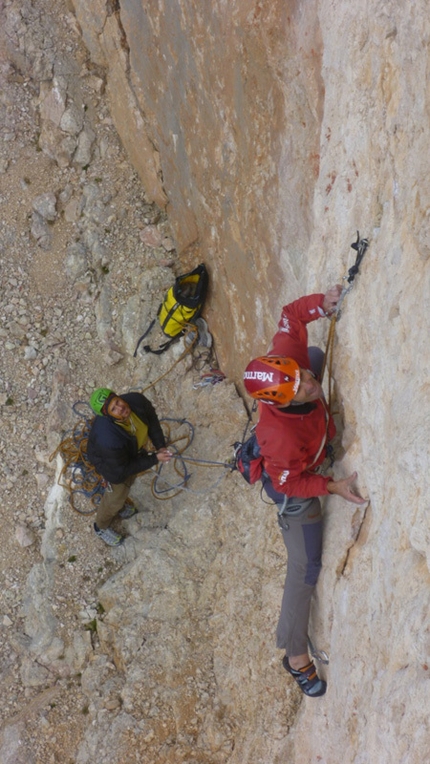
top-left (327, 472), bottom-right (367, 504)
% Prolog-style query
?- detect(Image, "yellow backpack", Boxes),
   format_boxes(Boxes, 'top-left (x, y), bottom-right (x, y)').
top-left (133, 263), bottom-right (209, 356)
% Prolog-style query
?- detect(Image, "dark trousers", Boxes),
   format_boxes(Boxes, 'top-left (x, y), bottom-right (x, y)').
top-left (95, 476), bottom-right (135, 529)
top-left (263, 482), bottom-right (323, 655)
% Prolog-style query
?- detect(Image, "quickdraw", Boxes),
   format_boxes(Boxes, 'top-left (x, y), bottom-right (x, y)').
top-left (332, 232), bottom-right (369, 321)
top-left (321, 232), bottom-right (369, 401)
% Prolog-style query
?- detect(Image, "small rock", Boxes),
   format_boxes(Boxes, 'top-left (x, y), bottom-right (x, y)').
top-left (60, 104), bottom-right (84, 135)
top-left (15, 525), bottom-right (36, 547)
top-left (104, 348), bottom-right (124, 366)
top-left (161, 237), bottom-right (175, 252)
top-left (24, 346), bottom-right (38, 360)
top-left (104, 697), bottom-right (121, 710)
top-left (30, 211), bottom-right (52, 249)
top-left (74, 127), bottom-right (96, 167)
top-left (20, 656), bottom-right (50, 688)
top-left (85, 74), bottom-right (105, 94)
top-left (139, 225), bottom-right (162, 247)
top-left (32, 192), bottom-right (57, 221)
top-left (38, 78), bottom-right (67, 127)
top-left (35, 473), bottom-right (49, 491)
top-left (8, 322), bottom-right (26, 339)
top-left (64, 197), bottom-right (81, 222)
top-left (65, 242), bottom-right (88, 280)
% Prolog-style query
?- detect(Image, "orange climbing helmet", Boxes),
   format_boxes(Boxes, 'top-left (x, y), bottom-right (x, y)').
top-left (243, 356), bottom-right (301, 406)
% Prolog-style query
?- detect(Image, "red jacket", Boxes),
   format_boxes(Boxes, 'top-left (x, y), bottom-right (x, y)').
top-left (256, 294), bottom-right (336, 498)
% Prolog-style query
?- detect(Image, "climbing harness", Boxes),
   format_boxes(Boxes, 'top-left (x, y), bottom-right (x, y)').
top-left (232, 400), bottom-right (264, 484)
top-left (321, 232), bottom-right (369, 408)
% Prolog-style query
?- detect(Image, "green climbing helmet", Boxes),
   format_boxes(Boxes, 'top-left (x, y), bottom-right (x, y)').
top-left (89, 387), bottom-right (114, 415)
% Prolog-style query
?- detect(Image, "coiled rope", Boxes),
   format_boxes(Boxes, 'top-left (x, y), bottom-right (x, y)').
top-left (49, 402), bottom-right (104, 515)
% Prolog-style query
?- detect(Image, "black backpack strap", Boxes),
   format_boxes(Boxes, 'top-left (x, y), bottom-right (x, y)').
top-left (143, 336), bottom-right (180, 355)
top-left (160, 301), bottom-right (181, 334)
top-left (133, 318), bottom-right (156, 357)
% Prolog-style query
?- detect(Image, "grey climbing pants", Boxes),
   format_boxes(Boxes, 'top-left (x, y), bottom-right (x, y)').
top-left (262, 482), bottom-right (323, 657)
top-left (95, 476), bottom-right (135, 530)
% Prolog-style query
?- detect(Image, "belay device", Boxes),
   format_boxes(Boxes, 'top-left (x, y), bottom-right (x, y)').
top-left (133, 263), bottom-right (209, 357)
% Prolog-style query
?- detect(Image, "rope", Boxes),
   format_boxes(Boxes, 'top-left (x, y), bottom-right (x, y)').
top-left (140, 321), bottom-right (226, 393)
top-left (140, 323), bottom-right (199, 393)
top-left (321, 233), bottom-right (369, 411)
top-left (149, 418), bottom-right (234, 499)
top-left (321, 314), bottom-right (337, 410)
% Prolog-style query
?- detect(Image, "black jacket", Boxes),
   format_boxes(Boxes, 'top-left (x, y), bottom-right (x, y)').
top-left (86, 392), bottom-right (166, 484)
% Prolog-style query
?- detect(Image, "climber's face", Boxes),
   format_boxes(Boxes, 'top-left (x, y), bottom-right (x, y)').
top-left (107, 396), bottom-right (131, 420)
top-left (271, 369), bottom-right (323, 408)
top-left (292, 369), bottom-right (323, 404)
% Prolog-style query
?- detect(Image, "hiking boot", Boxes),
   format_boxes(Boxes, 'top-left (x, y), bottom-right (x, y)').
top-left (94, 523), bottom-right (124, 546)
top-left (118, 501), bottom-right (138, 520)
top-left (282, 656), bottom-right (327, 697)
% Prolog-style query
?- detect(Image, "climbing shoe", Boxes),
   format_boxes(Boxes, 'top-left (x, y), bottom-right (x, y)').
top-left (282, 656), bottom-right (327, 697)
top-left (94, 523), bottom-right (124, 546)
top-left (195, 317), bottom-right (212, 348)
top-left (118, 501), bottom-right (138, 519)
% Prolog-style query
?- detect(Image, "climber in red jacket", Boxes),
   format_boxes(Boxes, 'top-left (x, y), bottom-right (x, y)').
top-left (244, 285), bottom-right (366, 698)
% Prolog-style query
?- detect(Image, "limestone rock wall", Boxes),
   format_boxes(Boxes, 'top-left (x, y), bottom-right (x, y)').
top-left (67, 1), bottom-right (430, 762)
top-left (71, 0), bottom-right (325, 375)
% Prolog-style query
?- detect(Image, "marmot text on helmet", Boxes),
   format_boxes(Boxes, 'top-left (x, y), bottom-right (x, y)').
top-left (243, 356), bottom-right (300, 406)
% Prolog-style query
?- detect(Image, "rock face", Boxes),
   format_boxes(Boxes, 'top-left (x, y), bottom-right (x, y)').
top-left (2, 0), bottom-right (429, 762)
top-left (68, 1), bottom-right (430, 762)
top-left (71, 0), bottom-right (327, 375)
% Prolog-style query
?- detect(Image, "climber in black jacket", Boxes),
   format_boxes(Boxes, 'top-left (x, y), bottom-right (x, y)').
top-left (87, 388), bottom-right (172, 546)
